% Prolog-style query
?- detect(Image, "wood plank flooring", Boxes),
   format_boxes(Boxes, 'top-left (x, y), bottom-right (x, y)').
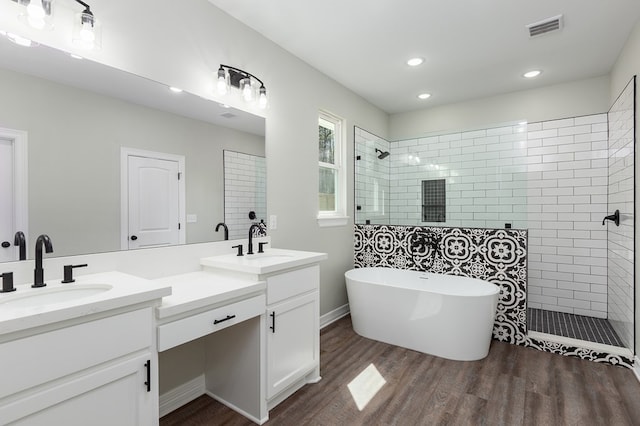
top-left (160, 315), bottom-right (640, 425)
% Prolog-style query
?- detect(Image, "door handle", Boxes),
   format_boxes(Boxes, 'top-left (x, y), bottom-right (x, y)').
top-left (0, 241), bottom-right (10, 248)
top-left (130, 235), bottom-right (138, 241)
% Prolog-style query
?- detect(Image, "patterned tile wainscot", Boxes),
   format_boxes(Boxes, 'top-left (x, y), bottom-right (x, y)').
top-left (353, 224), bottom-right (633, 368)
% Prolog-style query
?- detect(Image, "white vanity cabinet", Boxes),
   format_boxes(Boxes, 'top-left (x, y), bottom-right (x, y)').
top-left (0, 307), bottom-right (159, 425)
top-left (265, 265), bottom-right (320, 405)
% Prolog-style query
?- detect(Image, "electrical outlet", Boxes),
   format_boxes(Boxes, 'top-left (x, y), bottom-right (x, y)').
top-left (269, 215), bottom-right (277, 230)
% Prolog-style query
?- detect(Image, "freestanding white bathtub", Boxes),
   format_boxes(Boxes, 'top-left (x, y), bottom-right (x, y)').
top-left (345, 267), bottom-right (499, 361)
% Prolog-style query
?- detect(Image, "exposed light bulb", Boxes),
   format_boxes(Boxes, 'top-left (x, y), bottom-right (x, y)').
top-left (23, 0), bottom-right (53, 30)
top-left (216, 67), bottom-right (228, 95)
top-left (73, 10), bottom-right (100, 50)
top-left (26, 1), bottom-right (46, 20)
top-left (242, 78), bottom-right (253, 102)
top-left (258, 85), bottom-right (267, 109)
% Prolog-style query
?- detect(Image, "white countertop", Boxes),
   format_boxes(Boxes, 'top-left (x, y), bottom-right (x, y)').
top-left (200, 248), bottom-right (328, 275)
top-left (155, 271), bottom-right (266, 320)
top-left (0, 271), bottom-right (171, 336)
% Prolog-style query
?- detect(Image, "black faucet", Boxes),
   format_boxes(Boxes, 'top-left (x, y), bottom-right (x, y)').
top-left (14, 231), bottom-right (26, 261)
top-left (215, 222), bottom-right (229, 240)
top-left (247, 224), bottom-right (263, 255)
top-left (33, 234), bottom-right (53, 288)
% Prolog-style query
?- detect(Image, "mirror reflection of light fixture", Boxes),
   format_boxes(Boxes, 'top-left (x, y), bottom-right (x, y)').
top-left (18, 0), bottom-right (55, 30)
top-left (216, 64), bottom-right (268, 109)
top-left (72, 0), bottom-right (101, 50)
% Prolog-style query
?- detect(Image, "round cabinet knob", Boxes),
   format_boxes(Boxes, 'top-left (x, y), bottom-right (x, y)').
top-left (130, 235), bottom-right (138, 241)
top-left (1, 241), bottom-right (10, 248)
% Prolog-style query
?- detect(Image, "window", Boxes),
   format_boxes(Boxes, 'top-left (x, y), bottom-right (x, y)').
top-left (318, 111), bottom-right (347, 226)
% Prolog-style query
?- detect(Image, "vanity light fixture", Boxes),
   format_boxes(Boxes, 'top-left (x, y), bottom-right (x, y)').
top-left (216, 64), bottom-right (268, 109)
top-left (417, 92), bottom-right (431, 100)
top-left (523, 70), bottom-right (542, 78)
top-left (72, 0), bottom-right (101, 50)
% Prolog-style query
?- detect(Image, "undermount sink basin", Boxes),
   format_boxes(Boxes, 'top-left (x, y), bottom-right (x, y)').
top-left (0, 284), bottom-right (113, 309)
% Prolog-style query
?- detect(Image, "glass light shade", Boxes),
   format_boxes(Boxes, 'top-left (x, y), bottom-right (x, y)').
top-left (20, 0), bottom-right (54, 30)
top-left (72, 11), bottom-right (101, 50)
top-left (242, 78), bottom-right (253, 102)
top-left (216, 68), bottom-right (228, 95)
top-left (258, 86), bottom-right (267, 109)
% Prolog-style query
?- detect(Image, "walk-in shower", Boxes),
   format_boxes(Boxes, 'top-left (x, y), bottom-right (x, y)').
top-left (354, 76), bottom-right (636, 353)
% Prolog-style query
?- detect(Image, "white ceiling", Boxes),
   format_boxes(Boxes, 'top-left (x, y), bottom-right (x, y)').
top-left (209, 0), bottom-right (640, 114)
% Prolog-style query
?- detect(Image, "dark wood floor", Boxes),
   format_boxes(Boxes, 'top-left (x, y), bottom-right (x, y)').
top-left (160, 315), bottom-right (640, 425)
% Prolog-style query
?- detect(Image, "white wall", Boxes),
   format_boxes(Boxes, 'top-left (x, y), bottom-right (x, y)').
top-left (610, 20), bottom-right (640, 355)
top-left (389, 76), bottom-right (611, 140)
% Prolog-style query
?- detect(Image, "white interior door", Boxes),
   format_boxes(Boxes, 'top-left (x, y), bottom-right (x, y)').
top-left (0, 129), bottom-right (28, 263)
top-left (126, 155), bottom-right (181, 250)
top-left (0, 139), bottom-right (15, 262)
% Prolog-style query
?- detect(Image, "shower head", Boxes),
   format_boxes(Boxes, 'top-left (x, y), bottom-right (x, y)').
top-left (375, 148), bottom-right (390, 159)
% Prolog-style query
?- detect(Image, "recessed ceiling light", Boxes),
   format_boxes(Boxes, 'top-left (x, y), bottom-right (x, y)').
top-left (407, 57), bottom-right (424, 67)
top-left (417, 93), bottom-right (431, 100)
top-left (523, 70), bottom-right (542, 78)
top-left (169, 86), bottom-right (183, 93)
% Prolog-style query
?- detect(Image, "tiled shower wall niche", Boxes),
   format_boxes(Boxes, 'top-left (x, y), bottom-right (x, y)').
top-left (354, 224), bottom-right (529, 345)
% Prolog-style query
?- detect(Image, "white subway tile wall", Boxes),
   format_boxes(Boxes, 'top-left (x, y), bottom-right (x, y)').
top-left (223, 150), bottom-right (266, 240)
top-left (606, 78), bottom-right (635, 348)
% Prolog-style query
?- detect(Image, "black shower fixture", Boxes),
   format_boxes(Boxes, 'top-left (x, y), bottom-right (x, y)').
top-left (375, 148), bottom-right (390, 159)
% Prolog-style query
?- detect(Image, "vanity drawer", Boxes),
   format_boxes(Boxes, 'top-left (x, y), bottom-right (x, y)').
top-left (267, 265), bottom-right (319, 305)
top-left (157, 294), bottom-right (265, 351)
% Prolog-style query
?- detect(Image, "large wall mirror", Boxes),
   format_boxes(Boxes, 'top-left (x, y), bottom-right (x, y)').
top-left (0, 36), bottom-right (265, 261)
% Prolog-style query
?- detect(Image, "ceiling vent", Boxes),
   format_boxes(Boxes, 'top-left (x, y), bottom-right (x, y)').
top-left (527, 14), bottom-right (563, 38)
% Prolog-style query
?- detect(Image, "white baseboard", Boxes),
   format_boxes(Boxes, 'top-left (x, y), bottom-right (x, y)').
top-left (320, 303), bottom-right (349, 329)
top-left (634, 356), bottom-right (640, 384)
top-left (159, 374), bottom-right (206, 418)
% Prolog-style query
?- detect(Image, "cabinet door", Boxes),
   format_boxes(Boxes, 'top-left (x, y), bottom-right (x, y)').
top-left (267, 292), bottom-right (319, 400)
top-left (3, 354), bottom-right (155, 426)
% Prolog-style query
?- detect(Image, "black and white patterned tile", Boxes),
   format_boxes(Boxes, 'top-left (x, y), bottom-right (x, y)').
top-left (353, 224), bottom-right (633, 368)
